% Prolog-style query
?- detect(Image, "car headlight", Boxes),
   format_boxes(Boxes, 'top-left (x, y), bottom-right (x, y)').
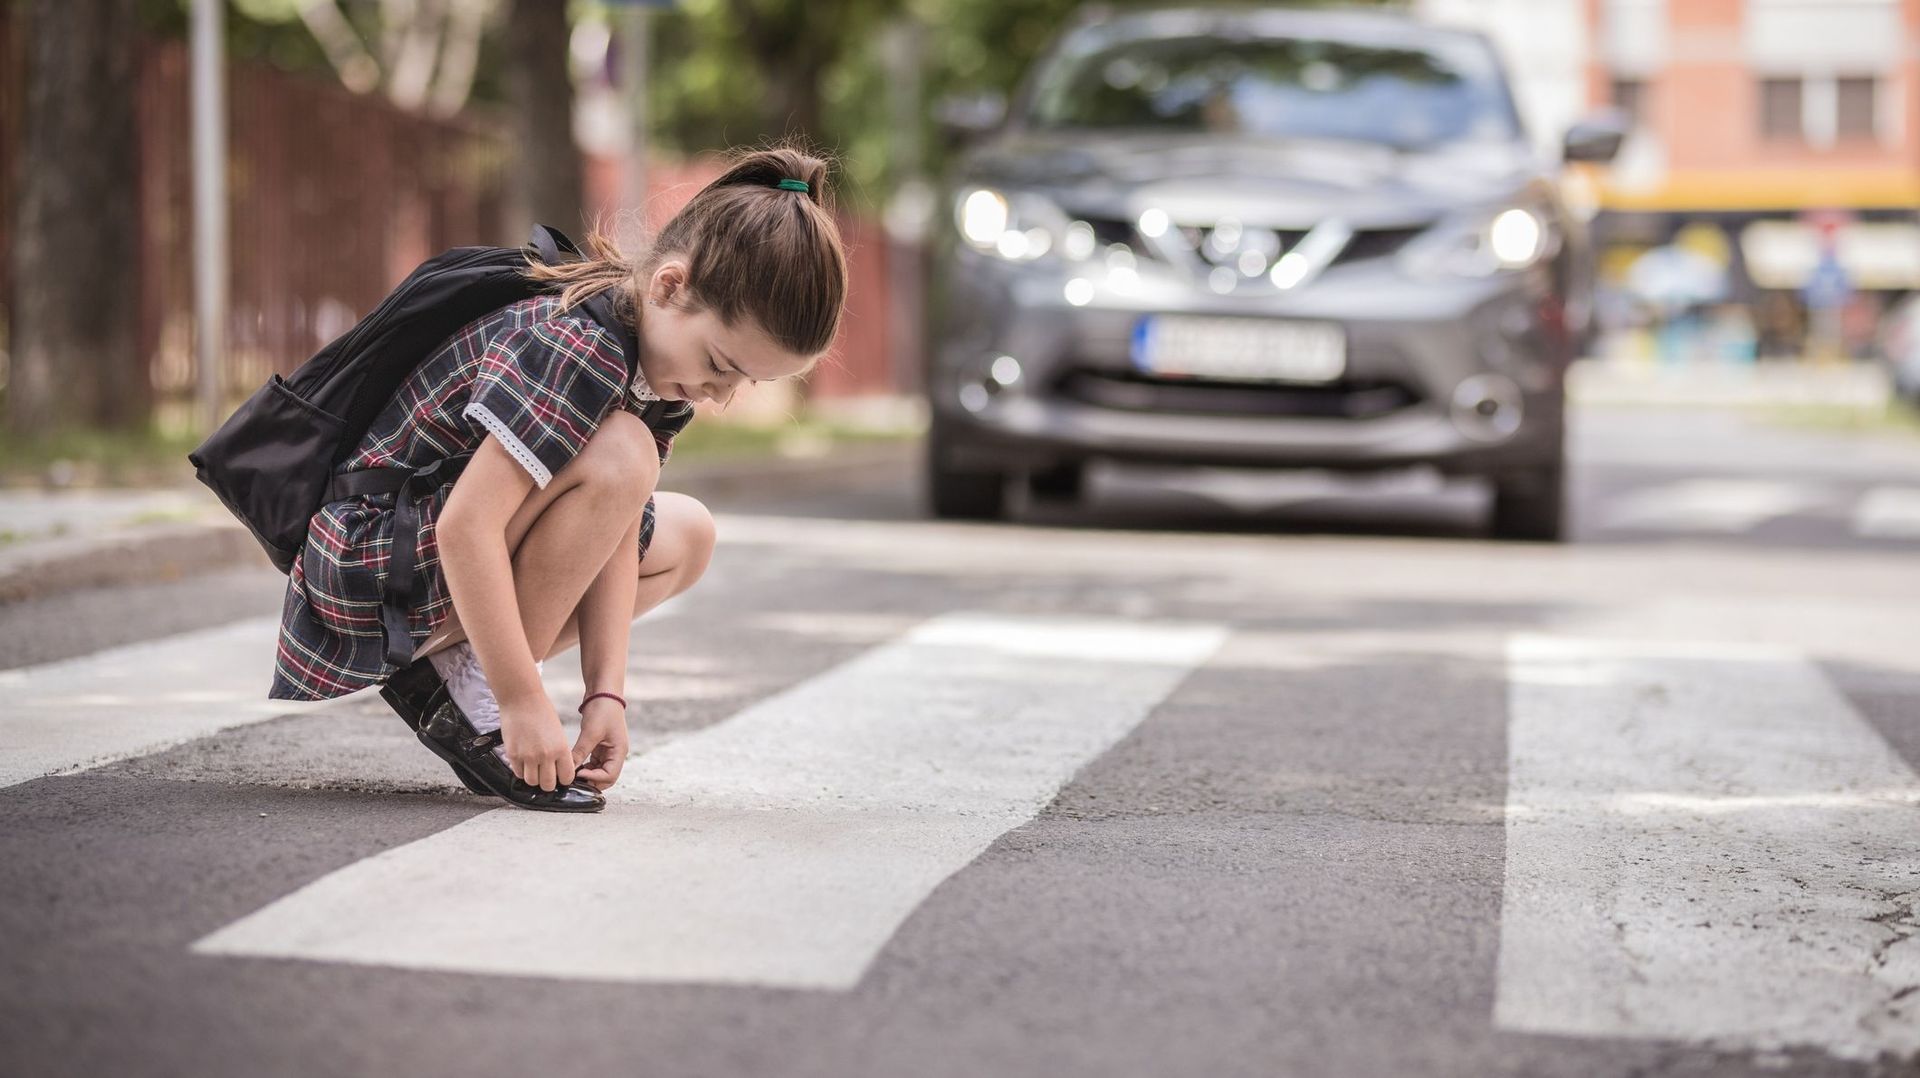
top-left (1399, 206), bottom-right (1558, 279)
top-left (954, 186), bottom-right (1072, 263)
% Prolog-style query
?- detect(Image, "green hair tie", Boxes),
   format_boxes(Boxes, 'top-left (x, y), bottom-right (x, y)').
top-left (775, 178), bottom-right (809, 193)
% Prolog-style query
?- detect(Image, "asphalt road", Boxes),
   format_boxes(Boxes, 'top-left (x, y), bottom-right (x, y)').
top-left (1, 404), bottom-right (1916, 1078)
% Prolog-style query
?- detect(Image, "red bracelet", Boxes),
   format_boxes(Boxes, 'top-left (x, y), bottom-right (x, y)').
top-left (579, 691), bottom-right (627, 714)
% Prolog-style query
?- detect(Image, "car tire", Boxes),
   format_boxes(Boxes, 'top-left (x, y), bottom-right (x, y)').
top-left (1027, 461), bottom-right (1086, 502)
top-left (926, 419), bottom-right (1009, 521)
top-left (1490, 460), bottom-right (1566, 542)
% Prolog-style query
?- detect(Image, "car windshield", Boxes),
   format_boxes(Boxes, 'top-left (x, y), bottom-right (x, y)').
top-left (1025, 28), bottom-right (1520, 150)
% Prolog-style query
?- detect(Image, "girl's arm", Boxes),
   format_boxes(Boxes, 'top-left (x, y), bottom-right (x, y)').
top-left (435, 437), bottom-right (547, 709)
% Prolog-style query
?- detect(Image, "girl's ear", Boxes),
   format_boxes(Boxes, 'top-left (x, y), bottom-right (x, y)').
top-left (648, 259), bottom-right (691, 308)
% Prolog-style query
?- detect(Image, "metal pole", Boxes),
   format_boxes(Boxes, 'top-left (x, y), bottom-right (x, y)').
top-left (619, 5), bottom-right (650, 245)
top-left (191, 0), bottom-right (228, 430)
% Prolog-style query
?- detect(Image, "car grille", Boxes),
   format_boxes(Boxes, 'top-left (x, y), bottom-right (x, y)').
top-left (1054, 366), bottom-right (1422, 420)
top-left (1076, 217), bottom-right (1425, 272)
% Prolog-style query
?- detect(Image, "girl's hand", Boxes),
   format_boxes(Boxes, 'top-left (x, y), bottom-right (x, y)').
top-left (498, 694), bottom-right (575, 791)
top-left (571, 698), bottom-right (630, 792)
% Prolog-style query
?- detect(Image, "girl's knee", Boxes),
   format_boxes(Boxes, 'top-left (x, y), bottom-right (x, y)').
top-left (567, 412), bottom-right (661, 493)
top-left (652, 492), bottom-right (717, 579)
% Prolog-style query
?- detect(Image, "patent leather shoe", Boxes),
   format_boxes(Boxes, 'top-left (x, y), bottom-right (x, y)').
top-left (414, 685), bottom-right (605, 813)
top-left (378, 657), bottom-right (490, 795)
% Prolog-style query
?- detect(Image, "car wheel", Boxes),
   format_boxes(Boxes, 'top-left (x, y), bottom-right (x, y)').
top-left (926, 420), bottom-right (1009, 521)
top-left (1027, 461), bottom-right (1086, 502)
top-left (1490, 460), bottom-right (1566, 542)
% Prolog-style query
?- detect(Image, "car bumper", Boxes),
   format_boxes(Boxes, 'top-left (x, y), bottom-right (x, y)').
top-left (929, 250), bottom-right (1570, 475)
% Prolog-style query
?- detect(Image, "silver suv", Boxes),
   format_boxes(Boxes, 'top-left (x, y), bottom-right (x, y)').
top-left (923, 5), bottom-right (1622, 540)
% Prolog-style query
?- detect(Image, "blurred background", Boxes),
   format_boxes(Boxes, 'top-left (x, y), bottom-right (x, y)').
top-left (1, 0), bottom-right (1916, 518)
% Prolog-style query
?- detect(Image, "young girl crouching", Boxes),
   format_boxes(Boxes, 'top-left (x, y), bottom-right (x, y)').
top-left (267, 144), bottom-right (849, 812)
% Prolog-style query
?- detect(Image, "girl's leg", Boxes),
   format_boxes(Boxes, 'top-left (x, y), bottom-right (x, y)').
top-left (541, 491), bottom-right (717, 659)
top-left (412, 410), bottom-right (659, 663)
top-left (419, 491), bottom-right (716, 662)
top-left (422, 490), bottom-right (721, 661)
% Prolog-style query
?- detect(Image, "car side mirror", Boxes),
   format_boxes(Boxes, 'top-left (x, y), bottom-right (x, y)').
top-left (1563, 111), bottom-right (1628, 164)
top-left (934, 90), bottom-right (1007, 142)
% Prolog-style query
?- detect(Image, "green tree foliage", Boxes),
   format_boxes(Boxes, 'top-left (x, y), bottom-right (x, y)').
top-left (125, 0), bottom-right (1405, 209)
top-left (646, 0), bottom-right (1404, 209)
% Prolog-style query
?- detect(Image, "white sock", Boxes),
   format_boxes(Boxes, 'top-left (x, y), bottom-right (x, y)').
top-left (430, 643), bottom-right (544, 765)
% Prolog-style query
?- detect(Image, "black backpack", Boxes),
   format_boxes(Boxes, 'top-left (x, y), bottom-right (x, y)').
top-left (189, 223), bottom-right (676, 669)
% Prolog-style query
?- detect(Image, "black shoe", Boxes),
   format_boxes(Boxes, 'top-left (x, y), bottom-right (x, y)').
top-left (379, 657), bottom-right (490, 795)
top-left (415, 684), bottom-right (605, 813)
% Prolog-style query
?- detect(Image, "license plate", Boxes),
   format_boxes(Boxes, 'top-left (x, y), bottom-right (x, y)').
top-left (1131, 315), bottom-right (1346, 384)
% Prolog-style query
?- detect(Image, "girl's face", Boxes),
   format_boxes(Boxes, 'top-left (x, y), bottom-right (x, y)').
top-left (635, 259), bottom-right (816, 407)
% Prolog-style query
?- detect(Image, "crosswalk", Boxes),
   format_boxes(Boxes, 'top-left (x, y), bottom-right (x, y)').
top-left (0, 617), bottom-right (329, 788)
top-left (2, 590), bottom-right (1917, 1061)
top-left (1498, 636), bottom-right (1920, 1060)
top-left (1121, 467), bottom-right (1920, 542)
top-left (1596, 480), bottom-right (1920, 540)
top-left (193, 614), bottom-right (1227, 987)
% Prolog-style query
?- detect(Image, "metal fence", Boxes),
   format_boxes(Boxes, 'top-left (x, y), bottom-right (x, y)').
top-left (137, 39), bottom-right (512, 409)
top-left (2, 20), bottom-right (911, 418)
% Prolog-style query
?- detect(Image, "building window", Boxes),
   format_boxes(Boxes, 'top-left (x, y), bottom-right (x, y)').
top-left (1759, 77), bottom-right (1804, 140)
top-left (1610, 78), bottom-right (1647, 128)
top-left (1836, 76), bottom-right (1877, 139)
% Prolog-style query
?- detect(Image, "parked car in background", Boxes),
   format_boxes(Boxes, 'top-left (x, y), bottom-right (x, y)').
top-left (923, 4), bottom-right (1623, 540)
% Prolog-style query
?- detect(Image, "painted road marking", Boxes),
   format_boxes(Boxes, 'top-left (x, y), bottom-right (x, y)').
top-left (0, 617), bottom-right (330, 788)
top-left (192, 612), bottom-right (1227, 989)
top-left (0, 595), bottom-right (686, 790)
top-left (1601, 479), bottom-right (1825, 534)
top-left (1854, 487), bottom-right (1920, 539)
top-left (1496, 635), bottom-right (1920, 1059)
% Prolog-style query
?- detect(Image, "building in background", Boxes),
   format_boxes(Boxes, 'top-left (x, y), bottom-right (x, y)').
top-left (1418, 0), bottom-right (1920, 361)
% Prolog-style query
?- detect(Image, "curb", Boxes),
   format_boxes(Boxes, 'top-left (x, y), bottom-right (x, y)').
top-left (0, 521), bottom-right (271, 605)
top-left (0, 440), bottom-right (919, 606)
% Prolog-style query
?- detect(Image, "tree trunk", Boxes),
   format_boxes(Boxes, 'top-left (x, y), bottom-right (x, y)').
top-left (8, 0), bottom-right (144, 434)
top-left (504, 0), bottom-right (583, 242)
top-left (764, 58), bottom-right (824, 144)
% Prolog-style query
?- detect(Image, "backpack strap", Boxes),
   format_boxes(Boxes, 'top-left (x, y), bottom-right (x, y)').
top-left (528, 223), bottom-right (582, 266)
top-left (329, 452), bottom-right (473, 669)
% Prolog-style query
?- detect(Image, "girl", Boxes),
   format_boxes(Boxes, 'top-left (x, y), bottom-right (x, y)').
top-left (267, 144), bottom-right (849, 812)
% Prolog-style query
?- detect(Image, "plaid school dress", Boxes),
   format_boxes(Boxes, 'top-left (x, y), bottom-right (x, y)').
top-left (269, 292), bottom-right (694, 701)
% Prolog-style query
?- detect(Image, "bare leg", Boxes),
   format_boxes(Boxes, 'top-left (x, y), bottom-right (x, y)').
top-left (412, 410), bottom-right (657, 663)
top-left (543, 492), bottom-right (717, 658)
top-left (420, 491), bottom-right (716, 662)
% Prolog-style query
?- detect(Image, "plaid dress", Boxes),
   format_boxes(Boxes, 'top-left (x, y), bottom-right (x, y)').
top-left (269, 293), bottom-right (695, 701)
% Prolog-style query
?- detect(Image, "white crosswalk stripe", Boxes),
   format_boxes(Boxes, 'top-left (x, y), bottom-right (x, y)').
top-left (1497, 635), bottom-right (1920, 1059)
top-left (0, 617), bottom-right (333, 789)
top-left (190, 612), bottom-right (1228, 989)
top-left (1853, 487), bottom-right (1920, 539)
top-left (1599, 479), bottom-right (1827, 534)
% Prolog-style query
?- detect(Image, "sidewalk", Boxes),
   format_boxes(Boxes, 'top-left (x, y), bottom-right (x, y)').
top-left (0, 431), bottom-right (919, 606)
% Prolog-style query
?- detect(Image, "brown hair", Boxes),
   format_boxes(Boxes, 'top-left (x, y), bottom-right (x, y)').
top-left (521, 141), bottom-right (848, 369)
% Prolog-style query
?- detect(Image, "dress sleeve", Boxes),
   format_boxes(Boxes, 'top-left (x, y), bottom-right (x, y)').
top-left (461, 319), bottom-right (626, 488)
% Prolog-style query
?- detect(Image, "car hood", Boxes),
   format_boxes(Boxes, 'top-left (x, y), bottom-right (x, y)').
top-left (956, 131), bottom-right (1547, 229)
